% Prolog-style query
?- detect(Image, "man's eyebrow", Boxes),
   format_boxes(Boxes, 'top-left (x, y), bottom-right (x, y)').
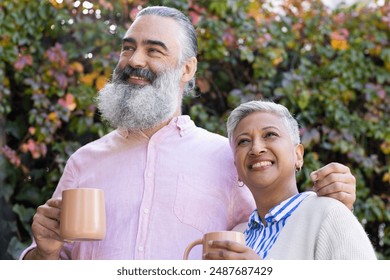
top-left (122, 37), bottom-right (136, 44)
top-left (143, 39), bottom-right (168, 51)
top-left (122, 37), bottom-right (168, 51)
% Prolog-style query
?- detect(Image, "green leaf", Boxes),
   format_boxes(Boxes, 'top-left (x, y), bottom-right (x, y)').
top-left (12, 204), bottom-right (35, 224)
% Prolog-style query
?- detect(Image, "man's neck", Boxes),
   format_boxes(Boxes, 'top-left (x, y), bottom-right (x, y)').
top-left (140, 120), bottom-right (172, 139)
top-left (135, 111), bottom-right (182, 139)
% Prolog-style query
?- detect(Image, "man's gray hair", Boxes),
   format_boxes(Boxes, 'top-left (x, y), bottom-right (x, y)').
top-left (227, 100), bottom-right (301, 145)
top-left (136, 6), bottom-right (197, 94)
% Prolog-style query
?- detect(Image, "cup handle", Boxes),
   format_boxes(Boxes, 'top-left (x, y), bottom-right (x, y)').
top-left (183, 238), bottom-right (203, 260)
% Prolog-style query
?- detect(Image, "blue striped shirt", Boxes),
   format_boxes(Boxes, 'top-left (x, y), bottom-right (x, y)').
top-left (245, 192), bottom-right (311, 259)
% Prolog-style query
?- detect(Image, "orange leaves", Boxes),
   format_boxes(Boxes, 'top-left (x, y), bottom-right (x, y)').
top-left (46, 111), bottom-right (62, 130)
top-left (268, 48), bottom-right (284, 66)
top-left (383, 172), bottom-right (390, 183)
top-left (20, 139), bottom-right (47, 159)
top-left (80, 72), bottom-right (98, 86)
top-left (68, 61), bottom-right (84, 76)
top-left (330, 38), bottom-right (349, 50)
top-left (247, 1), bottom-right (263, 25)
top-left (47, 111), bottom-right (59, 121)
top-left (96, 76), bottom-right (108, 90)
top-left (14, 54), bottom-right (33, 70)
top-left (196, 78), bottom-right (211, 94)
top-left (380, 141), bottom-right (390, 155)
top-left (330, 28), bottom-right (350, 50)
top-left (58, 93), bottom-right (77, 111)
top-left (28, 127), bottom-right (36, 135)
top-left (80, 70), bottom-right (110, 90)
top-left (272, 56), bottom-right (283, 66)
top-left (49, 0), bottom-right (64, 9)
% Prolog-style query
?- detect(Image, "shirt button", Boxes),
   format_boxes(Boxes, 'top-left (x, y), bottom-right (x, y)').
top-left (143, 208), bottom-right (149, 214)
top-left (147, 172), bottom-right (152, 177)
top-left (138, 246), bottom-right (144, 252)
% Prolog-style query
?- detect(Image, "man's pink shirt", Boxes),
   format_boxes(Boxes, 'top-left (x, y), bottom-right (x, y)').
top-left (20, 116), bottom-right (254, 259)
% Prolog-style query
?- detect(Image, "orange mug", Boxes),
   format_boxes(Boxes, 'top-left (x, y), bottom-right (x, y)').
top-left (183, 231), bottom-right (245, 259)
top-left (60, 188), bottom-right (106, 241)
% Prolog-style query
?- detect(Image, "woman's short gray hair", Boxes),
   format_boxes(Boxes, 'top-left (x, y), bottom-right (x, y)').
top-left (136, 6), bottom-right (197, 94)
top-left (227, 100), bottom-right (300, 145)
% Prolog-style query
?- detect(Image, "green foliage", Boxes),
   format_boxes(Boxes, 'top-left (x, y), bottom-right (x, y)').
top-left (0, 0), bottom-right (389, 259)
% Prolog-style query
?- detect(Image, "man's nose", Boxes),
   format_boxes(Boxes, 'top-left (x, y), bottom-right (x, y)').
top-left (128, 50), bottom-right (146, 68)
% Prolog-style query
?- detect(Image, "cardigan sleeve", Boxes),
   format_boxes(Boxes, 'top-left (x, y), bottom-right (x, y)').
top-left (315, 202), bottom-right (377, 260)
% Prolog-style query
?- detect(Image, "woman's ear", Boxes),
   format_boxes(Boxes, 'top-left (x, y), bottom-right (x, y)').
top-left (180, 57), bottom-right (197, 84)
top-left (295, 144), bottom-right (304, 169)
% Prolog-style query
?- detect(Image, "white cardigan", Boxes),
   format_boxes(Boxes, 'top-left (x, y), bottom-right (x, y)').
top-left (234, 192), bottom-right (377, 260)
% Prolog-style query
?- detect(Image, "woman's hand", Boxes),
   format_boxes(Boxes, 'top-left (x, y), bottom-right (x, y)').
top-left (203, 240), bottom-right (261, 260)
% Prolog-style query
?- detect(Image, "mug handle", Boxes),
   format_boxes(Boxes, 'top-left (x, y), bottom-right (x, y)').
top-left (183, 238), bottom-right (203, 260)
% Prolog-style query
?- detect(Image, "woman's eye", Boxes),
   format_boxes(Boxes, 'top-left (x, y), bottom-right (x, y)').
top-left (264, 132), bottom-right (277, 138)
top-left (237, 139), bottom-right (250, 146)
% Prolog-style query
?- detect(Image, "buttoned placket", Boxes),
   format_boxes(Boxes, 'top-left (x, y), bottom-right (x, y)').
top-left (134, 139), bottom-right (157, 259)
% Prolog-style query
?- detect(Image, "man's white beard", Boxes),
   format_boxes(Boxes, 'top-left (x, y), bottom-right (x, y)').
top-left (96, 67), bottom-right (182, 131)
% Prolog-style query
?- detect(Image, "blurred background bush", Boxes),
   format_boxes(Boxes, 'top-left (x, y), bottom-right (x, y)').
top-left (0, 0), bottom-right (389, 259)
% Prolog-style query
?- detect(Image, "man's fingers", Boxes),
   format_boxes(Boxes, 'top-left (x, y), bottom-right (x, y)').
top-left (315, 181), bottom-right (354, 195)
top-left (46, 197), bottom-right (62, 209)
top-left (36, 199), bottom-right (62, 221)
top-left (312, 172), bottom-right (355, 192)
top-left (32, 216), bottom-right (62, 241)
top-left (310, 162), bottom-right (351, 182)
top-left (32, 198), bottom-right (63, 240)
top-left (33, 209), bottom-right (62, 233)
top-left (315, 182), bottom-right (356, 210)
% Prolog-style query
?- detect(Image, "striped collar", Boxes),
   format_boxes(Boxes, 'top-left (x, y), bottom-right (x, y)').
top-left (249, 192), bottom-right (312, 226)
top-left (246, 192), bottom-right (313, 259)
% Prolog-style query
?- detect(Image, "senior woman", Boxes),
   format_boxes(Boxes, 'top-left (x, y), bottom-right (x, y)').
top-left (204, 100), bottom-right (376, 260)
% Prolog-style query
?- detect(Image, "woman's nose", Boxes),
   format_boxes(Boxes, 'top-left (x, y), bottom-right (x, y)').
top-left (250, 142), bottom-right (266, 156)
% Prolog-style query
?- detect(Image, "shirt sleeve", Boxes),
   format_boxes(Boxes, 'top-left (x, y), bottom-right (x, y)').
top-left (228, 183), bottom-right (256, 231)
top-left (19, 157), bottom-right (78, 260)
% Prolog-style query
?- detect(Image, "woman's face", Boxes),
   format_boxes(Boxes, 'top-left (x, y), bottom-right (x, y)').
top-left (232, 112), bottom-right (303, 192)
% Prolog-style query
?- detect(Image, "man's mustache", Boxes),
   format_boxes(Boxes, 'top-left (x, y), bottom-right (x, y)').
top-left (113, 66), bottom-right (158, 84)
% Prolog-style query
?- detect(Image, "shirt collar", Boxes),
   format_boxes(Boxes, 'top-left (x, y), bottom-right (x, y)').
top-left (117, 115), bottom-right (195, 139)
top-left (168, 115), bottom-right (194, 137)
top-left (248, 192), bottom-right (311, 227)
top-left (248, 209), bottom-right (263, 229)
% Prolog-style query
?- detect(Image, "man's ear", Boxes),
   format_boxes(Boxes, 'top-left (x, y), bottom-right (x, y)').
top-left (180, 57), bottom-right (197, 84)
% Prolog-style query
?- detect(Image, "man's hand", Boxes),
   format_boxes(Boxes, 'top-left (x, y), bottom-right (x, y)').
top-left (24, 197), bottom-right (64, 260)
top-left (310, 162), bottom-right (356, 210)
top-left (203, 240), bottom-right (261, 260)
